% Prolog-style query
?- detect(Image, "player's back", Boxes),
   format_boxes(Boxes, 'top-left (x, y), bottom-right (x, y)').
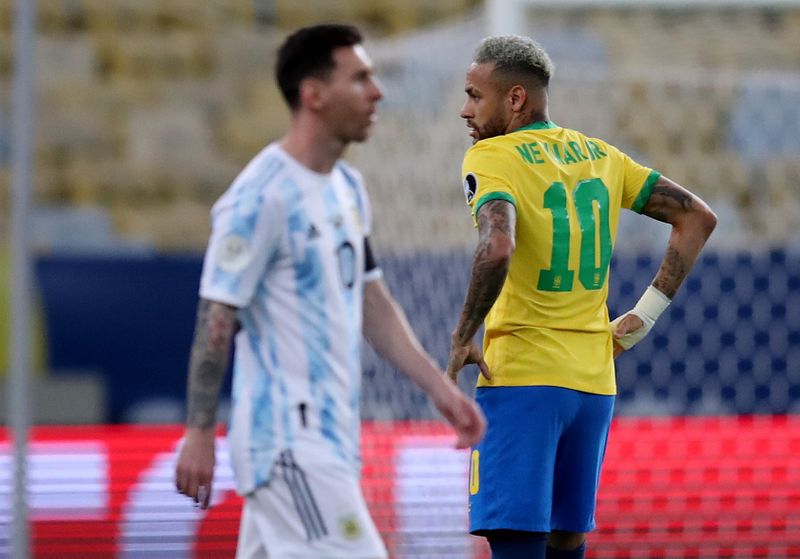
top-left (462, 122), bottom-right (659, 394)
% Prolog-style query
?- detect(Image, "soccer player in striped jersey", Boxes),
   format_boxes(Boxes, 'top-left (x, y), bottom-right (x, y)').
top-left (175, 24), bottom-right (485, 559)
top-left (446, 36), bottom-right (717, 559)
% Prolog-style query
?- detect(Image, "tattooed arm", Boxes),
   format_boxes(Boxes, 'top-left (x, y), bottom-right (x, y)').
top-left (641, 176), bottom-right (717, 297)
top-left (612, 175), bottom-right (717, 355)
top-left (446, 199), bottom-right (516, 382)
top-left (175, 298), bottom-right (238, 509)
top-left (185, 299), bottom-right (238, 428)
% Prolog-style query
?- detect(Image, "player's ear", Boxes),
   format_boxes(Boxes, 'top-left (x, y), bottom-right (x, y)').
top-left (508, 84), bottom-right (527, 112)
top-left (299, 77), bottom-right (326, 111)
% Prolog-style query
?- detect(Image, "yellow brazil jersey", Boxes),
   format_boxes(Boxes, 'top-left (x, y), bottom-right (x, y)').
top-left (462, 121), bottom-right (659, 395)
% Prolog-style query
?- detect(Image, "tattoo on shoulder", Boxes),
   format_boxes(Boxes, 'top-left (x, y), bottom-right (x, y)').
top-left (651, 184), bottom-right (694, 211)
top-left (476, 199), bottom-right (516, 238)
top-left (642, 182), bottom-right (696, 223)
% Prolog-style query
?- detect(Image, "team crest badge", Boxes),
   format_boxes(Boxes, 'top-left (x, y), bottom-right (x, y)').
top-left (339, 515), bottom-right (362, 540)
top-left (463, 173), bottom-right (478, 204)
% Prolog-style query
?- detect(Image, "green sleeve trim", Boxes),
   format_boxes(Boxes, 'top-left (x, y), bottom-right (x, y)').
top-left (514, 120), bottom-right (558, 132)
top-left (474, 191), bottom-right (516, 215)
top-left (631, 170), bottom-right (661, 213)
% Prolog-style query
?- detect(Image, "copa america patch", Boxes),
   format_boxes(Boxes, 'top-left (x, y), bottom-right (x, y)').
top-left (215, 233), bottom-right (252, 273)
top-left (463, 172), bottom-right (478, 204)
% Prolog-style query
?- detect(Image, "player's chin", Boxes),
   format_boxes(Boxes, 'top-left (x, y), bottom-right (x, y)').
top-left (350, 124), bottom-right (373, 143)
top-left (468, 129), bottom-right (480, 143)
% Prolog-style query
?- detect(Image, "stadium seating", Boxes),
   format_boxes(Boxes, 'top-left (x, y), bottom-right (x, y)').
top-left (1, 4), bottom-right (799, 250)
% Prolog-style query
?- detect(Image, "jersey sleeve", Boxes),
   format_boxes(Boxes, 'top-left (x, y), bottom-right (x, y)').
top-left (199, 182), bottom-right (284, 308)
top-left (363, 237), bottom-right (382, 282)
top-left (461, 142), bottom-right (516, 224)
top-left (611, 143), bottom-right (661, 213)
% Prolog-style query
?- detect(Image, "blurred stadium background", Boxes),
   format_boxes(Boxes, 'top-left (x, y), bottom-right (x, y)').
top-left (1, 0), bottom-right (799, 557)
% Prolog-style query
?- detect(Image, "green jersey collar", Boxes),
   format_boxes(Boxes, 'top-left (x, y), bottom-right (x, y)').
top-left (514, 120), bottom-right (558, 132)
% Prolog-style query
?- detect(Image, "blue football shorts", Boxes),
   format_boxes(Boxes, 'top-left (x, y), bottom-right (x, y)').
top-left (468, 385), bottom-right (615, 535)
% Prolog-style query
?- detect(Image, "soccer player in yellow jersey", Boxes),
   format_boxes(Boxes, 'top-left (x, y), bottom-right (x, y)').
top-left (446, 36), bottom-right (717, 559)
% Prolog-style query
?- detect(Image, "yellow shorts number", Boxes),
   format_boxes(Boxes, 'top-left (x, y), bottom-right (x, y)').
top-left (469, 449), bottom-right (480, 495)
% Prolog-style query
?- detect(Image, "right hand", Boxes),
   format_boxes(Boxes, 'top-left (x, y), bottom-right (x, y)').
top-left (175, 427), bottom-right (216, 509)
top-left (446, 337), bottom-right (491, 384)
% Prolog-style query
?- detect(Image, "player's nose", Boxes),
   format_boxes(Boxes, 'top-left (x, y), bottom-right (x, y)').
top-left (369, 76), bottom-right (384, 102)
top-left (459, 101), bottom-right (472, 119)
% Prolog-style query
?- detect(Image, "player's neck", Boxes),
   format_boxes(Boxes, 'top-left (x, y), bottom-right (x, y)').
top-left (507, 88), bottom-right (550, 133)
top-left (281, 117), bottom-right (346, 175)
top-left (507, 109), bottom-right (550, 134)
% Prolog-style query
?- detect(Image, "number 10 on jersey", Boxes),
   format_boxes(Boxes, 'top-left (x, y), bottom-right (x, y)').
top-left (537, 178), bottom-right (612, 292)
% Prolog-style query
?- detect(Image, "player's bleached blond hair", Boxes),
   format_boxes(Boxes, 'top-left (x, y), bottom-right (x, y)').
top-left (474, 35), bottom-right (553, 88)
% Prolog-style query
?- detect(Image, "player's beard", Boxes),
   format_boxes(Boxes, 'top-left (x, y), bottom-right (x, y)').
top-left (474, 110), bottom-right (508, 142)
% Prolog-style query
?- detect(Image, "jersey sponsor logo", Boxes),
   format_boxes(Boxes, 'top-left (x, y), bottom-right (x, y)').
top-left (463, 173), bottom-right (478, 204)
top-left (216, 233), bottom-right (252, 273)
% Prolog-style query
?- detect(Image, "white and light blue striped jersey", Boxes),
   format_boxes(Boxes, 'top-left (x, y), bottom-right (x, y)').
top-left (199, 143), bottom-right (381, 495)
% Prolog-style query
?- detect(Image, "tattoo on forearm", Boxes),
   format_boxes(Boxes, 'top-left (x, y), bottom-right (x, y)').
top-left (456, 246), bottom-right (508, 340)
top-left (186, 300), bottom-right (236, 429)
top-left (652, 245), bottom-right (686, 298)
top-left (455, 200), bottom-right (514, 342)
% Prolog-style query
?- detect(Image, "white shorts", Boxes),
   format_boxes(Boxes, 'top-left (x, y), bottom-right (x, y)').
top-left (236, 449), bottom-right (387, 559)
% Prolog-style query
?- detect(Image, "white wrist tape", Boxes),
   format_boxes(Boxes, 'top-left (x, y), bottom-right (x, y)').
top-left (611, 286), bottom-right (671, 350)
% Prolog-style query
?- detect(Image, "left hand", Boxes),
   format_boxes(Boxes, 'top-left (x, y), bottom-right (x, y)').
top-left (446, 338), bottom-right (491, 384)
top-left (430, 379), bottom-right (487, 449)
top-left (611, 313), bottom-right (644, 358)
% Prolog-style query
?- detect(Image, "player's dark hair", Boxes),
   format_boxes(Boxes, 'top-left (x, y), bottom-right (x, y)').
top-left (276, 23), bottom-right (363, 110)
